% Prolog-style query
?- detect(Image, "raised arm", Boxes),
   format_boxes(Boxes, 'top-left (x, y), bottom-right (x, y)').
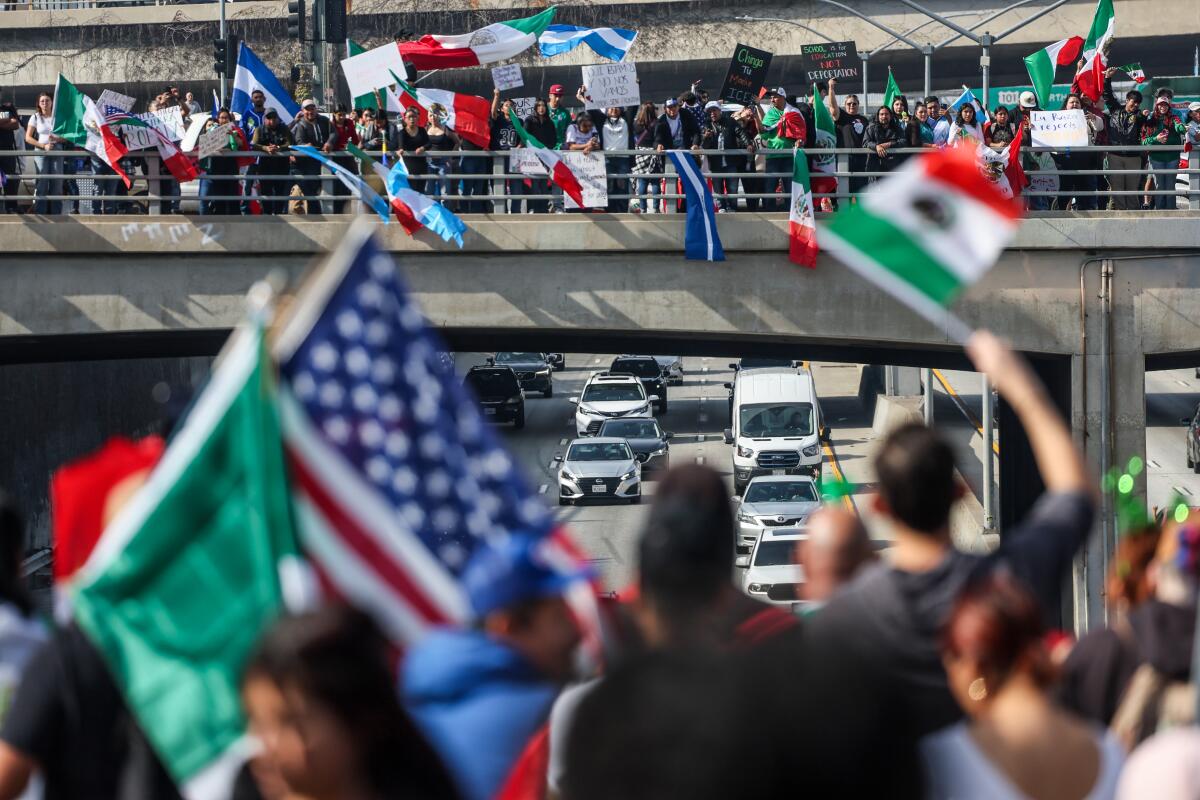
top-left (826, 78), bottom-right (841, 122)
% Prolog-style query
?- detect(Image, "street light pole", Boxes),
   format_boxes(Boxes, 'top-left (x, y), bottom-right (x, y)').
top-left (218, 0), bottom-right (227, 106)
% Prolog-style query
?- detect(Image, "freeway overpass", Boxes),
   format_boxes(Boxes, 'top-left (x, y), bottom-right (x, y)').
top-left (2, 211), bottom-right (1198, 626)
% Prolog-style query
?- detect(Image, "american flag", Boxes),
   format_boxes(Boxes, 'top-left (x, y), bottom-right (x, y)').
top-left (273, 221), bottom-right (596, 646)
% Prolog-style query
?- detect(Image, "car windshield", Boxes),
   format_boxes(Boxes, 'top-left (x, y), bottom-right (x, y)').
top-left (745, 481), bottom-right (819, 504)
top-left (583, 384), bottom-right (645, 402)
top-left (739, 403), bottom-right (814, 437)
top-left (495, 352), bottom-right (542, 363)
top-left (465, 371), bottom-right (517, 396)
top-left (611, 359), bottom-right (661, 378)
top-left (600, 420), bottom-right (660, 439)
top-left (754, 539), bottom-right (801, 567)
top-left (740, 358), bottom-right (794, 369)
top-left (568, 442), bottom-right (632, 461)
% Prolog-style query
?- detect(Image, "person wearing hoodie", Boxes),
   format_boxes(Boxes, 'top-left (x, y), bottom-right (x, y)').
top-left (1142, 95), bottom-right (1187, 209)
top-left (1058, 515), bottom-right (1200, 746)
top-left (808, 331), bottom-right (1095, 741)
top-left (401, 534), bottom-right (586, 800)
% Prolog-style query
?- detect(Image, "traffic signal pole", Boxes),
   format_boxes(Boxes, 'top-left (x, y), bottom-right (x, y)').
top-left (218, 0), bottom-right (227, 106)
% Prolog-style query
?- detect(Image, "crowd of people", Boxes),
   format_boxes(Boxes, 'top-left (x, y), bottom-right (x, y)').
top-left (3, 67), bottom-right (1199, 216)
top-left (0, 334), bottom-right (1192, 799)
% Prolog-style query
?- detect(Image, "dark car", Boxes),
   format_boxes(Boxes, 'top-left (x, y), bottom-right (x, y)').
top-left (598, 417), bottom-right (673, 472)
top-left (547, 353), bottom-right (566, 371)
top-left (609, 355), bottom-right (667, 413)
top-left (464, 366), bottom-right (525, 429)
top-left (490, 352), bottom-right (554, 397)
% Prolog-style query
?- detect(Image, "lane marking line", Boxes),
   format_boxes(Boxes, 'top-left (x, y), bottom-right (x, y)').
top-left (559, 438), bottom-right (568, 446)
top-left (1177, 380), bottom-right (1190, 388)
top-left (1175, 485), bottom-right (1193, 497)
top-left (547, 459), bottom-right (558, 471)
top-left (695, 456), bottom-right (705, 465)
top-left (932, 369), bottom-right (1001, 456)
top-left (822, 441), bottom-right (857, 516)
top-left (1148, 459), bottom-right (1161, 469)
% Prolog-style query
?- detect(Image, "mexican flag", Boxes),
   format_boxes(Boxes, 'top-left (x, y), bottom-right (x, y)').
top-left (387, 70), bottom-right (426, 126)
top-left (106, 110), bottom-right (200, 184)
top-left (71, 321), bottom-right (304, 799)
top-left (1073, 0), bottom-right (1115, 102)
top-left (810, 83), bottom-right (838, 197)
top-left (395, 77), bottom-right (492, 150)
top-left (52, 74), bottom-right (131, 187)
top-left (789, 151), bottom-right (818, 269)
top-left (349, 41), bottom-right (380, 110)
top-left (882, 69), bottom-right (903, 112)
top-left (508, 108), bottom-right (584, 207)
top-left (818, 147), bottom-right (1022, 343)
top-left (400, 7), bottom-right (556, 69)
top-left (1023, 36), bottom-right (1084, 108)
top-left (1117, 62), bottom-right (1146, 83)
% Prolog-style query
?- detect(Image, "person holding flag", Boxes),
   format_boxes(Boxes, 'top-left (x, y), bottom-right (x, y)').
top-left (698, 101), bottom-right (752, 212)
top-left (755, 87), bottom-right (806, 210)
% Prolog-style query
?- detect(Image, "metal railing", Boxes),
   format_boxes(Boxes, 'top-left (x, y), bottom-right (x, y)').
top-left (1, 145), bottom-right (1197, 215)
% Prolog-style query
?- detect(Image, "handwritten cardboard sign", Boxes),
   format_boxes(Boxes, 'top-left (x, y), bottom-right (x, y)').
top-left (124, 107), bottom-right (185, 151)
top-left (511, 97), bottom-right (538, 121)
top-left (1029, 109), bottom-right (1088, 148)
top-left (719, 43), bottom-right (773, 106)
top-left (561, 151), bottom-right (608, 209)
top-left (799, 41), bottom-right (860, 84)
top-left (492, 64), bottom-right (524, 92)
top-left (582, 62), bottom-right (640, 110)
top-left (198, 123), bottom-right (231, 160)
top-left (97, 89), bottom-right (136, 114)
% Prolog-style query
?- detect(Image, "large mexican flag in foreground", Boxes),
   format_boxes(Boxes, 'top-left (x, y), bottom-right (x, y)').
top-left (71, 322), bottom-right (302, 799)
top-left (818, 147), bottom-right (1021, 343)
top-left (400, 7), bottom-right (556, 69)
top-left (52, 74), bottom-right (130, 186)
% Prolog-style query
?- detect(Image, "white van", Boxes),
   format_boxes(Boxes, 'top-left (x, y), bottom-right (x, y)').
top-left (723, 369), bottom-right (826, 495)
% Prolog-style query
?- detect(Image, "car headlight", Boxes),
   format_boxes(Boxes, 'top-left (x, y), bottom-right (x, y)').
top-left (736, 444), bottom-right (755, 458)
top-left (560, 469), bottom-right (577, 482)
top-left (737, 511), bottom-right (755, 524)
top-left (747, 583), bottom-right (771, 593)
top-left (620, 469), bottom-right (638, 482)
top-left (803, 444), bottom-right (821, 457)
top-left (650, 446), bottom-right (668, 456)
top-left (630, 404), bottom-right (649, 416)
top-left (578, 405), bottom-right (597, 416)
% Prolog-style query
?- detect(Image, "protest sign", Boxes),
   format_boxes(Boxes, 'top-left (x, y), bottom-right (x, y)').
top-left (561, 152), bottom-right (607, 209)
top-left (340, 42), bottom-right (408, 100)
top-left (582, 62), bottom-right (640, 111)
top-left (1029, 109), bottom-right (1088, 148)
top-left (511, 97), bottom-right (538, 121)
top-left (492, 64), bottom-right (524, 92)
top-left (799, 41), bottom-right (860, 84)
top-left (198, 123), bottom-right (231, 161)
top-left (97, 89), bottom-right (135, 114)
top-left (124, 107), bottom-right (185, 150)
top-left (719, 44), bottom-right (773, 106)
top-left (510, 147), bottom-right (547, 177)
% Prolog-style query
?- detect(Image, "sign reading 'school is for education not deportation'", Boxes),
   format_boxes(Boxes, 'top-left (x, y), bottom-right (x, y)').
top-left (799, 41), bottom-right (860, 84)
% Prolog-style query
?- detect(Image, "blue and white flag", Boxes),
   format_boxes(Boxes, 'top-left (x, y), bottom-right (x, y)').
top-left (211, 89), bottom-right (220, 117)
top-left (292, 145), bottom-right (392, 223)
top-left (231, 42), bottom-right (301, 125)
top-left (385, 157), bottom-right (467, 248)
top-left (668, 151), bottom-right (724, 262)
top-left (538, 24), bottom-right (637, 62)
top-left (949, 86), bottom-right (986, 119)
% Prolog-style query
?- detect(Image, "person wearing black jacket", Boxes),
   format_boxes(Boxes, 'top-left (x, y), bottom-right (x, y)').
top-left (251, 109), bottom-right (293, 215)
top-left (1101, 69), bottom-right (1147, 210)
top-left (653, 98), bottom-right (702, 152)
top-left (862, 106), bottom-right (904, 180)
top-left (290, 99), bottom-right (334, 214)
top-left (522, 99), bottom-right (557, 212)
top-left (699, 102), bottom-right (752, 211)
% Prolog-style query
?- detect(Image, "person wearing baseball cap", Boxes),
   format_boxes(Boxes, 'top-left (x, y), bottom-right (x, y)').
top-left (546, 84), bottom-right (570, 148)
top-left (402, 533), bottom-right (589, 800)
top-left (755, 85), bottom-right (805, 209)
top-left (1143, 94), bottom-right (1188, 209)
top-left (700, 100), bottom-right (753, 211)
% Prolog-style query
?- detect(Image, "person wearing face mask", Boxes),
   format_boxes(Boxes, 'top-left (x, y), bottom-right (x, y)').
top-left (921, 571), bottom-right (1124, 800)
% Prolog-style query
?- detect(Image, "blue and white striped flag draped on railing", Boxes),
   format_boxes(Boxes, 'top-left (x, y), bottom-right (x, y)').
top-left (292, 145), bottom-right (392, 223)
top-left (667, 151), bottom-right (725, 262)
top-left (537, 24), bottom-right (637, 61)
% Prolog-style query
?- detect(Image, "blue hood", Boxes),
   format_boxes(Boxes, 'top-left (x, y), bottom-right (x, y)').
top-left (402, 628), bottom-right (558, 800)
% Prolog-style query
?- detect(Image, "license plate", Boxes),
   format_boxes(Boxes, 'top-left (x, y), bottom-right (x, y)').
top-left (484, 408), bottom-right (496, 415)
top-left (590, 485), bottom-right (606, 493)
top-left (772, 469), bottom-right (786, 475)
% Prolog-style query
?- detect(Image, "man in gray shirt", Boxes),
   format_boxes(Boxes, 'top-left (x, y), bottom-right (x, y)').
top-left (810, 331), bottom-right (1095, 738)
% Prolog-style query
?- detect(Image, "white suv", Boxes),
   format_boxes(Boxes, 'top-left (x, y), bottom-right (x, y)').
top-left (570, 373), bottom-right (656, 437)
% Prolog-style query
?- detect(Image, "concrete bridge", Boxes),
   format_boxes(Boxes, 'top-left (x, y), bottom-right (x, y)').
top-left (2, 212), bottom-right (1199, 625)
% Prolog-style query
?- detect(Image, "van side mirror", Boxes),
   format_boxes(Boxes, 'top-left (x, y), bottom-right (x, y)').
top-left (569, 396), bottom-right (580, 404)
top-left (734, 555), bottom-right (751, 568)
top-left (723, 428), bottom-right (734, 445)
top-left (722, 382), bottom-right (732, 390)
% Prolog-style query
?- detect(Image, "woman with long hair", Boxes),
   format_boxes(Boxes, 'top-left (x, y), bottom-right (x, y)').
top-left (631, 101), bottom-right (662, 213)
top-left (862, 106), bottom-right (903, 179)
top-left (425, 103), bottom-right (460, 202)
top-left (24, 92), bottom-right (64, 214)
top-left (947, 103), bottom-right (984, 146)
top-left (921, 572), bottom-right (1124, 799)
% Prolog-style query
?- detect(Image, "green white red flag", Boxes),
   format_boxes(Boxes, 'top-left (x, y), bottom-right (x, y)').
top-left (1073, 0), bottom-right (1115, 102)
top-left (70, 319), bottom-right (305, 799)
top-left (105, 109), bottom-right (199, 184)
top-left (348, 40), bottom-right (380, 110)
top-left (400, 7), bottom-right (556, 69)
top-left (1116, 62), bottom-right (1146, 83)
top-left (52, 74), bottom-right (131, 187)
top-left (1023, 36), bottom-right (1085, 108)
top-left (395, 77), bottom-right (492, 150)
top-left (789, 151), bottom-right (818, 269)
top-left (818, 147), bottom-right (1022, 343)
top-left (507, 108), bottom-right (584, 207)
top-left (810, 83), bottom-right (838, 198)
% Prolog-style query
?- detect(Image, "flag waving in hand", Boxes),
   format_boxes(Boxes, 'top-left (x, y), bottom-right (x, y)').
top-left (1024, 37), bottom-right (1085, 108)
top-left (507, 108), bottom-right (584, 207)
top-left (1073, 0), bottom-right (1115, 102)
top-left (818, 147), bottom-right (1023, 343)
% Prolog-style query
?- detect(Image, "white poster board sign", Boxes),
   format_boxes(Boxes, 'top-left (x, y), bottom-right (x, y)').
top-left (510, 147), bottom-right (547, 177)
top-left (510, 97), bottom-right (538, 121)
top-left (1027, 152), bottom-right (1059, 195)
top-left (123, 107), bottom-right (185, 150)
top-left (1029, 109), bottom-right (1088, 148)
top-left (492, 64), bottom-right (524, 92)
top-left (340, 42), bottom-right (409, 100)
top-left (581, 62), bottom-right (640, 110)
top-left (561, 151), bottom-right (608, 209)
top-left (198, 123), bottom-right (231, 160)
top-left (97, 89), bottom-right (135, 114)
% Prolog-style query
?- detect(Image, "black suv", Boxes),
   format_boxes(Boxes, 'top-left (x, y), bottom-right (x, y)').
top-left (610, 355), bottom-right (667, 414)
top-left (464, 366), bottom-right (525, 429)
top-left (490, 352), bottom-right (554, 397)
